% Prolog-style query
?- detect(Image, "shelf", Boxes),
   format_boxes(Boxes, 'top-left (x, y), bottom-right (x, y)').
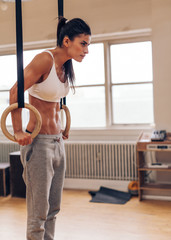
top-left (137, 132), bottom-right (171, 151)
top-left (137, 132), bottom-right (171, 200)
top-left (140, 183), bottom-right (171, 191)
top-left (139, 167), bottom-right (171, 171)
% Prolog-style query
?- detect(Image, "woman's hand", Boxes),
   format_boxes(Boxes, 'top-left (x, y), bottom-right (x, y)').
top-left (61, 130), bottom-right (69, 140)
top-left (14, 131), bottom-right (33, 146)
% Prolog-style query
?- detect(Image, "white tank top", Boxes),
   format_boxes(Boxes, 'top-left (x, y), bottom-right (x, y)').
top-left (28, 50), bottom-right (70, 102)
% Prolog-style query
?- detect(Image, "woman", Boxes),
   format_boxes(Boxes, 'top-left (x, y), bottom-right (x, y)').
top-left (10, 17), bottom-right (91, 240)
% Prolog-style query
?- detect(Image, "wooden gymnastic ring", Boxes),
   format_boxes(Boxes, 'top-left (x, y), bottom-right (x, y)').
top-left (61, 104), bottom-right (71, 137)
top-left (0, 103), bottom-right (42, 142)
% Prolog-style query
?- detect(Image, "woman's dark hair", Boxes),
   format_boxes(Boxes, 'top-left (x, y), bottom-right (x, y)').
top-left (57, 17), bottom-right (91, 89)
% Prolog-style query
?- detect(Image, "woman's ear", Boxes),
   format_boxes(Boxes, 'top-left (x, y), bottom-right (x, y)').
top-left (63, 36), bottom-right (70, 47)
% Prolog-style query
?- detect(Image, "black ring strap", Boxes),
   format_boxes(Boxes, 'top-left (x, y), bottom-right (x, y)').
top-left (15, 0), bottom-right (24, 108)
top-left (58, 0), bottom-right (66, 109)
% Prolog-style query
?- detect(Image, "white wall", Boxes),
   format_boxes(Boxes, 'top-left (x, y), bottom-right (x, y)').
top-left (65, 0), bottom-right (151, 34)
top-left (0, 0), bottom-right (151, 45)
top-left (152, 0), bottom-right (171, 131)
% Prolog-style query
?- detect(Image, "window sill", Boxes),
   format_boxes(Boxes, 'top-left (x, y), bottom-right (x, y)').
top-left (0, 124), bottom-right (154, 142)
top-left (68, 125), bottom-right (154, 142)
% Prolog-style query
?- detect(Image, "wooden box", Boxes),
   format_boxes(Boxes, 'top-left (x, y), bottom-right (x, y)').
top-left (0, 163), bottom-right (10, 196)
top-left (9, 151), bottom-right (26, 198)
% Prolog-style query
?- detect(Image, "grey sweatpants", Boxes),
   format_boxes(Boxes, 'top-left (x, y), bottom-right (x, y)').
top-left (20, 133), bottom-right (66, 240)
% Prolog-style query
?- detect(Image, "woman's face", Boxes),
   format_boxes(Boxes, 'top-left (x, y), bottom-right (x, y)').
top-left (66, 34), bottom-right (91, 62)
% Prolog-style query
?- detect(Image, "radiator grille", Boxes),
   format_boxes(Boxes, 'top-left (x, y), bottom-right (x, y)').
top-left (65, 142), bottom-right (137, 181)
top-left (0, 142), bottom-right (19, 163)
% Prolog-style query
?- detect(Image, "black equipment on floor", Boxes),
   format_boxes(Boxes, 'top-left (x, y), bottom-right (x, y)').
top-left (89, 186), bottom-right (131, 204)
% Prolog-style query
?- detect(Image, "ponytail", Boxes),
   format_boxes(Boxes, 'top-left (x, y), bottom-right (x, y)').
top-left (57, 17), bottom-right (75, 91)
top-left (57, 17), bottom-right (67, 46)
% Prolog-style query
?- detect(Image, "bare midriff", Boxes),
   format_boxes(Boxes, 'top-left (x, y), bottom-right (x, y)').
top-left (26, 95), bottom-right (61, 135)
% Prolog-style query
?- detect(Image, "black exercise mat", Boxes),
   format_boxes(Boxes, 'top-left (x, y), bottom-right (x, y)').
top-left (89, 186), bottom-right (131, 204)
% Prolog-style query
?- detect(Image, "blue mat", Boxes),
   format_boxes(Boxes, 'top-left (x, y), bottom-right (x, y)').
top-left (89, 186), bottom-right (131, 204)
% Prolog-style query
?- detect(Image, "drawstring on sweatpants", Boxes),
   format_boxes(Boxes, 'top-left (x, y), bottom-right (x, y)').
top-left (53, 138), bottom-right (60, 143)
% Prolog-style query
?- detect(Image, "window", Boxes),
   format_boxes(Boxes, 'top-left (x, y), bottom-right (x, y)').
top-left (0, 35), bottom-right (154, 130)
top-left (110, 41), bottom-right (154, 124)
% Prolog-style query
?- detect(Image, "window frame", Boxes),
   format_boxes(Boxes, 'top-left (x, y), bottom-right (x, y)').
top-left (109, 39), bottom-right (153, 126)
top-left (102, 30), bottom-right (153, 128)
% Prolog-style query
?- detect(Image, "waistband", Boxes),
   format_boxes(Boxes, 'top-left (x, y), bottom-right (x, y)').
top-left (25, 129), bottom-right (62, 140)
top-left (34, 133), bottom-right (62, 139)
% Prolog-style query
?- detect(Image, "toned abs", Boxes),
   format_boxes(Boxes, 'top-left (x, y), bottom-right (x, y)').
top-left (27, 95), bottom-right (61, 135)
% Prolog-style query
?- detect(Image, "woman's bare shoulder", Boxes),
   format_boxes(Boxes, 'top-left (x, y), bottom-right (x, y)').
top-left (33, 51), bottom-right (53, 67)
top-left (23, 50), bottom-right (55, 89)
top-left (25, 51), bottom-right (54, 75)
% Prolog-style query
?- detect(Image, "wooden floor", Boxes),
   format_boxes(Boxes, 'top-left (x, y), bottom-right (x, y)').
top-left (0, 190), bottom-right (171, 240)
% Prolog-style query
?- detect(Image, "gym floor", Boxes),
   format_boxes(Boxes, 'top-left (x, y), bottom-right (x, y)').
top-left (0, 189), bottom-right (171, 240)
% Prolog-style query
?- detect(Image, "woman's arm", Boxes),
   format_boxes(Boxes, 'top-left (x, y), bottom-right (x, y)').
top-left (10, 52), bottom-right (53, 145)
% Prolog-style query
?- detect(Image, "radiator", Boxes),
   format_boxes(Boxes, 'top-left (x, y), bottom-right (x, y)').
top-left (0, 142), bottom-right (20, 163)
top-left (65, 142), bottom-right (137, 181)
top-left (0, 141), bottom-right (137, 181)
